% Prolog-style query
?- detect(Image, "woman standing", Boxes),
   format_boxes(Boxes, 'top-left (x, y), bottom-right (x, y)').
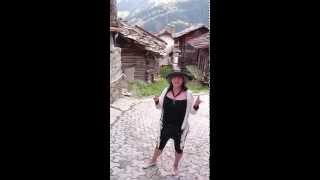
top-left (142, 70), bottom-right (202, 176)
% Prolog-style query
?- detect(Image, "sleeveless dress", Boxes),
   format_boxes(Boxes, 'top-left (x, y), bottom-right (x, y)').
top-left (158, 96), bottom-right (187, 153)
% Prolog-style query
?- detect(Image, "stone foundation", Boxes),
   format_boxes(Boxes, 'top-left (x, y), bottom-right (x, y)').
top-left (110, 75), bottom-right (127, 104)
top-left (110, 47), bottom-right (122, 82)
top-left (110, 47), bottom-right (128, 104)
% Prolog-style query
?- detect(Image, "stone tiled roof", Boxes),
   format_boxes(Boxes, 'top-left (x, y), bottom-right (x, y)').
top-left (111, 21), bottom-right (167, 56)
top-left (173, 24), bottom-right (209, 39)
top-left (186, 32), bottom-right (209, 49)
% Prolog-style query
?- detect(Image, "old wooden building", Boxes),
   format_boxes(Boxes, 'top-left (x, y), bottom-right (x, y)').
top-left (154, 26), bottom-right (175, 67)
top-left (173, 24), bottom-right (209, 69)
top-left (112, 21), bottom-right (167, 83)
top-left (186, 32), bottom-right (210, 83)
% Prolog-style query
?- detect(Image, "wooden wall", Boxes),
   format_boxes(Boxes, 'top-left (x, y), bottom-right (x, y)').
top-left (121, 47), bottom-right (147, 81)
top-left (117, 34), bottom-right (161, 82)
top-left (197, 48), bottom-right (209, 77)
top-left (176, 28), bottom-right (209, 69)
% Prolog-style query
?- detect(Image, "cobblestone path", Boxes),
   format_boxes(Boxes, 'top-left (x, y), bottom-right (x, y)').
top-left (110, 94), bottom-right (210, 180)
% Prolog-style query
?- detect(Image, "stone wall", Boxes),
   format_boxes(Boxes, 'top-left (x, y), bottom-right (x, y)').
top-left (110, 46), bottom-right (127, 104)
top-left (110, 47), bottom-right (122, 82)
top-left (110, 76), bottom-right (126, 104)
top-left (110, 0), bottom-right (117, 26)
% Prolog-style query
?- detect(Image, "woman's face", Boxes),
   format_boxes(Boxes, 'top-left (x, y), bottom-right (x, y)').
top-left (171, 75), bottom-right (184, 88)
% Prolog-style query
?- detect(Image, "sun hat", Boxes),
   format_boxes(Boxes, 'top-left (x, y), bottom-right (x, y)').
top-left (166, 69), bottom-right (193, 82)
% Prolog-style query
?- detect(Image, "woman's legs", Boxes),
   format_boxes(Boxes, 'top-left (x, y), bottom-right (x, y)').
top-left (144, 134), bottom-right (169, 168)
top-left (172, 146), bottom-right (183, 175)
top-left (173, 152), bottom-right (183, 169)
top-left (172, 129), bottom-right (187, 175)
top-left (150, 128), bottom-right (170, 163)
top-left (170, 147), bottom-right (183, 175)
top-left (150, 147), bottom-right (162, 163)
top-left (143, 147), bottom-right (162, 168)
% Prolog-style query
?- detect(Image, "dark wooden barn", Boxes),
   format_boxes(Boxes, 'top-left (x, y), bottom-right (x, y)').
top-left (112, 21), bottom-right (167, 83)
top-left (173, 24), bottom-right (209, 69)
top-left (186, 32), bottom-right (210, 83)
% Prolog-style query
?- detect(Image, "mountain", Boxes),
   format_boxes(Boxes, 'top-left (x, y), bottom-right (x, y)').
top-left (117, 0), bottom-right (209, 33)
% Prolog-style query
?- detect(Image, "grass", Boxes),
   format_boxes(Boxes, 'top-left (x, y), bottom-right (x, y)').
top-left (128, 78), bottom-right (209, 97)
top-left (128, 79), bottom-right (168, 97)
top-left (186, 80), bottom-right (209, 93)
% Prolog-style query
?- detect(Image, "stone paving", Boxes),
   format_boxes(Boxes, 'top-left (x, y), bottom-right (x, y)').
top-left (110, 93), bottom-right (210, 180)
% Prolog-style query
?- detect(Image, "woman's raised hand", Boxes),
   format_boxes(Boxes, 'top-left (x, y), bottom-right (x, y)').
top-left (194, 96), bottom-right (202, 106)
top-left (153, 95), bottom-right (159, 102)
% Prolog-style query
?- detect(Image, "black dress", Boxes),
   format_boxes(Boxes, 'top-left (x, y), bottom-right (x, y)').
top-left (158, 96), bottom-right (187, 153)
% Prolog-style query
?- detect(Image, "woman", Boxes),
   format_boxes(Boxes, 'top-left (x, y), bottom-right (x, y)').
top-left (142, 70), bottom-right (202, 176)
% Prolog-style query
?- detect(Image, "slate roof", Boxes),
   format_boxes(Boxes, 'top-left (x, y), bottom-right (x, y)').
top-left (110, 21), bottom-right (167, 56)
top-left (173, 24), bottom-right (209, 39)
top-left (186, 32), bottom-right (209, 49)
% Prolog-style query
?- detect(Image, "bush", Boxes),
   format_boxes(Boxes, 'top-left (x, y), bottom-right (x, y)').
top-left (160, 65), bottom-right (173, 78)
top-left (128, 78), bottom-right (209, 97)
top-left (128, 79), bottom-right (169, 97)
top-left (185, 65), bottom-right (202, 80)
top-left (187, 80), bottom-right (209, 93)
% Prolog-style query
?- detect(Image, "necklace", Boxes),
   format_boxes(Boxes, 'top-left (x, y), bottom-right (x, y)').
top-left (171, 89), bottom-right (183, 104)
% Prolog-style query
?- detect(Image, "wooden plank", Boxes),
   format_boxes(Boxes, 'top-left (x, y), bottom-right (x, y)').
top-left (121, 59), bottom-right (145, 62)
top-left (121, 57), bottom-right (145, 60)
top-left (121, 53), bottom-right (145, 56)
top-left (121, 57), bottom-right (143, 59)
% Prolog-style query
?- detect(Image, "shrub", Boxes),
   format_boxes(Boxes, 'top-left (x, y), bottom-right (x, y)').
top-left (128, 78), bottom-right (208, 97)
top-left (128, 79), bottom-right (168, 97)
top-left (187, 80), bottom-right (209, 93)
top-left (160, 65), bottom-right (173, 78)
top-left (185, 65), bottom-right (202, 80)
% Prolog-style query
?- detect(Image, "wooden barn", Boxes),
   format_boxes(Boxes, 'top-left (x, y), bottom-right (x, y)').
top-left (173, 24), bottom-right (209, 69)
top-left (186, 32), bottom-right (210, 83)
top-left (154, 26), bottom-right (175, 66)
top-left (112, 21), bottom-right (167, 83)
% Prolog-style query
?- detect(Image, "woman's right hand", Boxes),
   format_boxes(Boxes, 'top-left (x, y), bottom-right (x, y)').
top-left (153, 95), bottom-right (159, 102)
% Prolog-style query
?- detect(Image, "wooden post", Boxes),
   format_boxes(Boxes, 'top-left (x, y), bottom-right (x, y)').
top-left (197, 49), bottom-right (200, 68)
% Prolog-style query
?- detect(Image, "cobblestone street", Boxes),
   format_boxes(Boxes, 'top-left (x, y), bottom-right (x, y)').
top-left (110, 93), bottom-right (210, 180)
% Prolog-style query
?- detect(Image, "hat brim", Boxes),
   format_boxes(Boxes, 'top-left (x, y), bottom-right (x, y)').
top-left (166, 72), bottom-right (193, 81)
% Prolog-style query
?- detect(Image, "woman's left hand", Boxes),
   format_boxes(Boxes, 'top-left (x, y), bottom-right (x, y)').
top-left (194, 96), bottom-right (202, 106)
